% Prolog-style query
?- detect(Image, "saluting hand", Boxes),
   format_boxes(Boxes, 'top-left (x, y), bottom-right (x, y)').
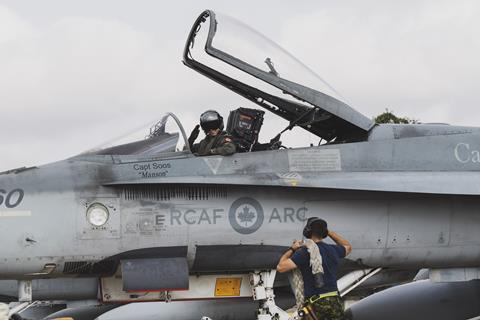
top-left (188, 124), bottom-right (200, 146)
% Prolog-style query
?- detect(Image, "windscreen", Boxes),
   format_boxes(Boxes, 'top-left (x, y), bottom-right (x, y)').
top-left (81, 113), bottom-right (188, 156)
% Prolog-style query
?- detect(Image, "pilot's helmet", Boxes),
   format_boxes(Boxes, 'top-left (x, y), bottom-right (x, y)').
top-left (200, 110), bottom-right (224, 133)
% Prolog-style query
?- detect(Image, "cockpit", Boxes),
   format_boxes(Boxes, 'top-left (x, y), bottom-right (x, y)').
top-left (81, 109), bottom-right (271, 157)
top-left (82, 10), bottom-right (377, 158)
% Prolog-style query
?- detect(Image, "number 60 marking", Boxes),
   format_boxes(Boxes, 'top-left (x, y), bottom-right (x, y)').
top-left (0, 189), bottom-right (25, 208)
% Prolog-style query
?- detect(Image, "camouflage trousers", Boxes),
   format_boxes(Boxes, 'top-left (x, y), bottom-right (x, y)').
top-left (303, 296), bottom-right (345, 320)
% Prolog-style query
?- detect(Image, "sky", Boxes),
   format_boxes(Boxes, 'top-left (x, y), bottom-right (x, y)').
top-left (1, 0), bottom-right (479, 171)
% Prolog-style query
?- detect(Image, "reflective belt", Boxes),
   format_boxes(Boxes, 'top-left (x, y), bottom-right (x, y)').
top-left (307, 291), bottom-right (338, 304)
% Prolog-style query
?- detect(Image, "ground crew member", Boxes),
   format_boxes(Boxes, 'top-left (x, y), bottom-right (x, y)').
top-left (277, 217), bottom-right (352, 320)
top-left (188, 110), bottom-right (236, 156)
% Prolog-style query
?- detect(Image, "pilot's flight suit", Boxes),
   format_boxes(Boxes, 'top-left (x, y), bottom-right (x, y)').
top-left (191, 132), bottom-right (236, 156)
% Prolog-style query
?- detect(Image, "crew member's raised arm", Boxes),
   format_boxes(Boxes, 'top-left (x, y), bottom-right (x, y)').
top-left (276, 240), bottom-right (303, 273)
top-left (328, 230), bottom-right (352, 256)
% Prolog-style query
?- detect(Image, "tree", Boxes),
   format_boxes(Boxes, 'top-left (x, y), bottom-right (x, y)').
top-left (374, 109), bottom-right (418, 124)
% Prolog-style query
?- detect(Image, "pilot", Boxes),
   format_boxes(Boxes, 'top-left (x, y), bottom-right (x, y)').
top-left (276, 218), bottom-right (352, 320)
top-left (188, 110), bottom-right (236, 156)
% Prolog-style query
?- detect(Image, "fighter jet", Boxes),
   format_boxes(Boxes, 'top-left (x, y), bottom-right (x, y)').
top-left (1, 9), bottom-right (479, 320)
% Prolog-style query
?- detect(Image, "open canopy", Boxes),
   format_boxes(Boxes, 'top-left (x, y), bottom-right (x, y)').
top-left (183, 10), bottom-right (374, 143)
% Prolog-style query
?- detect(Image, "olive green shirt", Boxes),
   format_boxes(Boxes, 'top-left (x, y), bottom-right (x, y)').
top-left (191, 133), bottom-right (236, 156)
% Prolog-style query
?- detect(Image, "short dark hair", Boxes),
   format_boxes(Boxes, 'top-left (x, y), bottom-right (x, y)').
top-left (311, 218), bottom-right (328, 238)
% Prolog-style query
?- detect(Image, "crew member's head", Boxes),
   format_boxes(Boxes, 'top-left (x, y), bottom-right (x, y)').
top-left (303, 217), bottom-right (328, 239)
top-left (200, 110), bottom-right (224, 136)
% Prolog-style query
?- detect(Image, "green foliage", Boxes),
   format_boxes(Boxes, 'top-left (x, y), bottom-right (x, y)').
top-left (374, 109), bottom-right (418, 124)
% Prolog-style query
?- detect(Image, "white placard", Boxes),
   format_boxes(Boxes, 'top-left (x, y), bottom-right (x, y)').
top-left (288, 149), bottom-right (341, 172)
top-left (0, 211), bottom-right (31, 217)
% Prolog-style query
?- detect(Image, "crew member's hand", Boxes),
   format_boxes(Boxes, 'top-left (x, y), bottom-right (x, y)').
top-left (268, 135), bottom-right (282, 150)
top-left (188, 124), bottom-right (200, 146)
top-left (291, 240), bottom-right (304, 251)
top-left (327, 229), bottom-right (352, 256)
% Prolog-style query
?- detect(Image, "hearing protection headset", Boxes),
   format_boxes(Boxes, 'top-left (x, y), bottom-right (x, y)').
top-left (303, 217), bottom-right (328, 239)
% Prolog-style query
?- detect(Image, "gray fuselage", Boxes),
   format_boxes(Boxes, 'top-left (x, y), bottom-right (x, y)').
top-left (1, 123), bottom-right (480, 280)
